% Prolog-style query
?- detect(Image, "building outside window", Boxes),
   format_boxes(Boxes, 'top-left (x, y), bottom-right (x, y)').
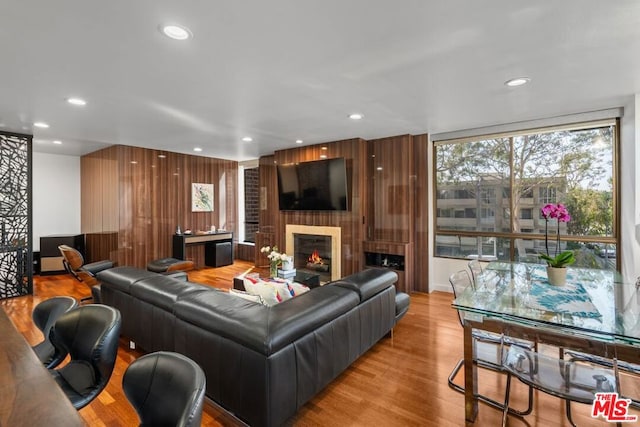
top-left (434, 119), bottom-right (618, 269)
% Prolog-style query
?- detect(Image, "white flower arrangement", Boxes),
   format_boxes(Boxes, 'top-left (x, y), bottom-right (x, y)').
top-left (260, 246), bottom-right (292, 273)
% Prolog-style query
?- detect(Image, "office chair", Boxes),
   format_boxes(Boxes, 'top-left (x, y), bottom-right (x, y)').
top-left (123, 351), bottom-right (206, 427)
top-left (49, 304), bottom-right (122, 410)
top-left (58, 244), bottom-right (114, 302)
top-left (31, 296), bottom-right (78, 368)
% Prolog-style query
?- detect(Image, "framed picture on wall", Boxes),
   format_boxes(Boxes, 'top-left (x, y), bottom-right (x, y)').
top-left (192, 183), bottom-right (214, 212)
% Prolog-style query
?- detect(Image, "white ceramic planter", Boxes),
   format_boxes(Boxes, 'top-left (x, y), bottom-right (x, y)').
top-left (547, 266), bottom-right (567, 286)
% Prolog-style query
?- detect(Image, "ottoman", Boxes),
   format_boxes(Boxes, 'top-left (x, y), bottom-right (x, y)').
top-left (147, 257), bottom-right (195, 274)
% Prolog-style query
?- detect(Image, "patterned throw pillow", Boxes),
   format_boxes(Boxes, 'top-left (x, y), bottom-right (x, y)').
top-left (289, 282), bottom-right (311, 296)
top-left (243, 277), bottom-right (281, 306)
top-left (228, 288), bottom-right (264, 304)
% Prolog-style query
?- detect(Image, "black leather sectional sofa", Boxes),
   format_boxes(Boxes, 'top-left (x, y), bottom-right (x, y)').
top-left (97, 266), bottom-right (410, 427)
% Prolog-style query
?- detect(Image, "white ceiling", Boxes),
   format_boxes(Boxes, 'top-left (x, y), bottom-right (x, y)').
top-left (1, 1), bottom-right (639, 161)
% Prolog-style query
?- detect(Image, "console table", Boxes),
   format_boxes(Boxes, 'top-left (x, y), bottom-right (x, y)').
top-left (172, 232), bottom-right (233, 268)
top-left (0, 308), bottom-right (84, 426)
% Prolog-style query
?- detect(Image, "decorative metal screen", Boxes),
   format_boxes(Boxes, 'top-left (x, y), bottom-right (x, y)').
top-left (0, 131), bottom-right (32, 298)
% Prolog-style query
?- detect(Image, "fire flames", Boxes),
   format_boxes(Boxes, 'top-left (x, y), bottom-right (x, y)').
top-left (308, 249), bottom-right (324, 265)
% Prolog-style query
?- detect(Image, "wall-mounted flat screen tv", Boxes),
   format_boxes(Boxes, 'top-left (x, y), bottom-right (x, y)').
top-left (277, 157), bottom-right (349, 211)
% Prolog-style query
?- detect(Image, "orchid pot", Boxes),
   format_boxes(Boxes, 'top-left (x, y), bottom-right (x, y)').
top-left (546, 266), bottom-right (567, 286)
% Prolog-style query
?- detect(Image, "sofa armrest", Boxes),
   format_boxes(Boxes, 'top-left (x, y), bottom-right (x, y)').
top-left (333, 268), bottom-right (398, 301)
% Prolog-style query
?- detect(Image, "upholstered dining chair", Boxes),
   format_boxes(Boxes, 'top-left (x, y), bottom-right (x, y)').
top-left (31, 296), bottom-right (78, 368)
top-left (49, 304), bottom-right (122, 410)
top-left (58, 244), bottom-right (114, 302)
top-left (123, 351), bottom-right (206, 427)
top-left (447, 270), bottom-right (534, 416)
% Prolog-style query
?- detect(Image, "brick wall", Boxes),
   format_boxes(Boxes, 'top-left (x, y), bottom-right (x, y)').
top-left (244, 167), bottom-right (259, 243)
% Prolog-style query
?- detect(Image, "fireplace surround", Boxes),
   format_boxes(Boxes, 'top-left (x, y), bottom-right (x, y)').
top-left (285, 224), bottom-right (341, 281)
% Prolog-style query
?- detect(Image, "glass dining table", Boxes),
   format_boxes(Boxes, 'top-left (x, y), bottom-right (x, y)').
top-left (452, 261), bottom-right (640, 423)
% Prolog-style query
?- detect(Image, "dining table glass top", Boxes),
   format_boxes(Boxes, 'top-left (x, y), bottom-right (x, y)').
top-left (452, 262), bottom-right (640, 345)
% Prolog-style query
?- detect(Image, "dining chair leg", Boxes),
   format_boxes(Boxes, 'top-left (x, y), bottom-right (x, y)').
top-left (565, 400), bottom-right (578, 427)
top-left (502, 373), bottom-right (512, 427)
top-left (448, 358), bottom-right (534, 416)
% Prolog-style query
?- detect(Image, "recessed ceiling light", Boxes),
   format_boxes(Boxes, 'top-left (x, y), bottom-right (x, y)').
top-left (130, 161), bottom-right (138, 164)
top-left (52, 140), bottom-right (62, 145)
top-left (349, 113), bottom-right (364, 120)
top-left (295, 139), bottom-right (303, 144)
top-left (321, 146), bottom-right (328, 150)
top-left (319, 154), bottom-right (327, 159)
top-left (242, 137), bottom-right (253, 142)
top-left (160, 24), bottom-right (192, 40)
top-left (33, 122), bottom-right (49, 128)
top-left (158, 154), bottom-right (167, 159)
top-left (67, 97), bottom-right (87, 106)
top-left (193, 147), bottom-right (202, 152)
top-left (505, 77), bottom-right (530, 87)
top-left (376, 166), bottom-right (383, 171)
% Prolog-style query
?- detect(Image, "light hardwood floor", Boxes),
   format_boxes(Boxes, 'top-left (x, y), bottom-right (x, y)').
top-left (1, 261), bottom-right (636, 426)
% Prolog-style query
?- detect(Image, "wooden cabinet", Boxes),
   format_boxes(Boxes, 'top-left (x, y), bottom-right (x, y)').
top-left (363, 241), bottom-right (413, 294)
top-left (365, 135), bottom-right (414, 293)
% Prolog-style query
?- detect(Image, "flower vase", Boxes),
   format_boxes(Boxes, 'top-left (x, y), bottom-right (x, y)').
top-left (270, 263), bottom-right (278, 278)
top-left (547, 266), bottom-right (567, 286)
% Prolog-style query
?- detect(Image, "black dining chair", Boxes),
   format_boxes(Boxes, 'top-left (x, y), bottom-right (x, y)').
top-left (447, 270), bottom-right (534, 415)
top-left (49, 304), bottom-right (122, 409)
top-left (123, 351), bottom-right (206, 427)
top-left (31, 296), bottom-right (79, 368)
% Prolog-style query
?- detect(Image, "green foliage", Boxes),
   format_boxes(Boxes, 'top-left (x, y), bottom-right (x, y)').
top-left (565, 188), bottom-right (613, 236)
top-left (539, 250), bottom-right (576, 268)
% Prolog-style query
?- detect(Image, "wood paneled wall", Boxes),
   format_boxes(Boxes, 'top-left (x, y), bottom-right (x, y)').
top-left (258, 139), bottom-right (367, 277)
top-left (81, 145), bottom-right (238, 268)
top-left (258, 134), bottom-right (429, 293)
top-left (367, 135), bottom-right (413, 242)
top-left (412, 134), bottom-right (430, 293)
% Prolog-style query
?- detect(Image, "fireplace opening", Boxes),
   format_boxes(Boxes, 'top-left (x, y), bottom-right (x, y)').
top-left (293, 234), bottom-right (331, 283)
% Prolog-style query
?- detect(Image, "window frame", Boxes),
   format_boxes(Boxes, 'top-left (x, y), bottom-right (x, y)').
top-left (432, 118), bottom-right (620, 269)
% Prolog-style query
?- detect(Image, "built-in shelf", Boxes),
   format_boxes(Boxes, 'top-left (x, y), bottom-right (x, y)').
top-left (363, 241), bottom-right (412, 293)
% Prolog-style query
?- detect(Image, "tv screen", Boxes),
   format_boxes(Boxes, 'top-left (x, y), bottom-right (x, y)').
top-left (277, 158), bottom-right (349, 211)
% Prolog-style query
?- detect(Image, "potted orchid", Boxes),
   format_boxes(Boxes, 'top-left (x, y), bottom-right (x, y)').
top-left (539, 203), bottom-right (575, 285)
top-left (260, 245), bottom-right (292, 278)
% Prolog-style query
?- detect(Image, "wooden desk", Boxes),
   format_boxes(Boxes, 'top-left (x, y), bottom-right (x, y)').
top-left (0, 308), bottom-right (84, 426)
top-left (172, 232), bottom-right (233, 267)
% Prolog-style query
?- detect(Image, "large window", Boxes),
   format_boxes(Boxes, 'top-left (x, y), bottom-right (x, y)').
top-left (434, 120), bottom-right (618, 270)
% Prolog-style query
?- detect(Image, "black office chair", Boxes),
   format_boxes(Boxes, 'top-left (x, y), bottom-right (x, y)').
top-left (49, 304), bottom-right (122, 409)
top-left (31, 296), bottom-right (78, 368)
top-left (123, 351), bottom-right (206, 427)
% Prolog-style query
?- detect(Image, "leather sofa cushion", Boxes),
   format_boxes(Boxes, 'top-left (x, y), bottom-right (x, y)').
top-left (333, 268), bottom-right (398, 302)
top-left (131, 276), bottom-right (213, 311)
top-left (174, 285), bottom-right (359, 356)
top-left (96, 267), bottom-right (159, 294)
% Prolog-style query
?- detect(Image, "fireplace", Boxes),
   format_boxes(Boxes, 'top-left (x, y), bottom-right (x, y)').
top-left (285, 225), bottom-right (341, 283)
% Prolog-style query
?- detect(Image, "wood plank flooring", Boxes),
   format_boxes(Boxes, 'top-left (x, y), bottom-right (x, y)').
top-left (1, 261), bottom-right (637, 426)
